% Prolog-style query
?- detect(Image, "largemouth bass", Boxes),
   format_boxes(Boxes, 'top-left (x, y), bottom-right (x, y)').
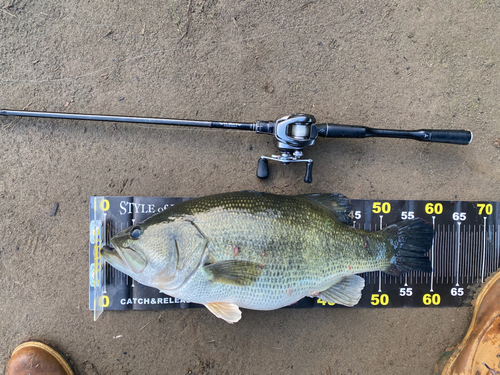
top-left (101, 191), bottom-right (433, 323)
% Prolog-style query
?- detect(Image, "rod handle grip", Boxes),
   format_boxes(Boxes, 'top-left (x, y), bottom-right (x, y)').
top-left (417, 129), bottom-right (472, 145)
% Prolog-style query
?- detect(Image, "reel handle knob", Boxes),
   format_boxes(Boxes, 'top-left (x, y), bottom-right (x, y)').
top-left (257, 158), bottom-right (269, 179)
top-left (304, 161), bottom-right (313, 183)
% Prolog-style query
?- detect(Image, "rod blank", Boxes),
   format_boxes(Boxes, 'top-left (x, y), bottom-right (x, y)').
top-left (0, 109), bottom-right (255, 130)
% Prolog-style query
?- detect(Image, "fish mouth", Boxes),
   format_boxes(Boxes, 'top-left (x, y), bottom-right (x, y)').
top-left (101, 244), bottom-right (147, 274)
top-left (101, 245), bottom-right (129, 271)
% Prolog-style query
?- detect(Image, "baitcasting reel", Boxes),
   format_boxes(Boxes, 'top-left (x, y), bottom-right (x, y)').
top-left (0, 109), bottom-right (472, 183)
top-left (255, 114), bottom-right (316, 183)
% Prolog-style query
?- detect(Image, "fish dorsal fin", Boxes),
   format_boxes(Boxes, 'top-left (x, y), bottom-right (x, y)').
top-left (318, 275), bottom-right (365, 307)
top-left (204, 302), bottom-right (242, 323)
top-left (301, 194), bottom-right (353, 225)
top-left (203, 260), bottom-right (263, 286)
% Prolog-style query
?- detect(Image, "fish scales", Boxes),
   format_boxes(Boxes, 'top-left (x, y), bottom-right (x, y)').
top-left (175, 195), bottom-right (389, 308)
top-left (102, 191), bottom-right (433, 323)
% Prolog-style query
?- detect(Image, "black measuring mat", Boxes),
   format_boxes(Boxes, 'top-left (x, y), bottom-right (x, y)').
top-left (89, 197), bottom-right (499, 318)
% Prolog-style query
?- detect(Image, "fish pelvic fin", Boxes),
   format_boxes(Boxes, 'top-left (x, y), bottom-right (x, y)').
top-left (318, 275), bottom-right (365, 307)
top-left (300, 193), bottom-right (353, 225)
top-left (204, 302), bottom-right (242, 324)
top-left (203, 260), bottom-right (263, 286)
top-left (384, 219), bottom-right (433, 275)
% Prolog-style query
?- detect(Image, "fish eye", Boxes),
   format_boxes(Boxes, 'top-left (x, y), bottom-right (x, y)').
top-left (130, 226), bottom-right (142, 239)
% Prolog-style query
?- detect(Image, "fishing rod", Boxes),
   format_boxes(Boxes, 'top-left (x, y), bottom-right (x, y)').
top-left (0, 109), bottom-right (472, 183)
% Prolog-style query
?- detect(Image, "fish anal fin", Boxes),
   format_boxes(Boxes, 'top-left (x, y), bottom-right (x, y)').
top-left (318, 275), bottom-right (365, 307)
top-left (301, 193), bottom-right (353, 225)
top-left (204, 302), bottom-right (242, 324)
top-left (203, 260), bottom-right (262, 286)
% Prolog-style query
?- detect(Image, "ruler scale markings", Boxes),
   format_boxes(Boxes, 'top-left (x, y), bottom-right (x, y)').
top-left (462, 226), bottom-right (467, 285)
top-left (425, 205), bottom-right (430, 290)
top-left (469, 225), bottom-right (474, 283)
top-left (495, 224), bottom-right (500, 276)
top-left (472, 224), bottom-right (476, 281)
top-left (448, 224), bottom-right (457, 284)
top-left (492, 226), bottom-right (500, 274)
top-left (443, 224), bottom-right (451, 284)
top-left (484, 223), bottom-right (488, 279)
top-left (497, 203), bottom-right (500, 276)
top-left (379, 215), bottom-right (383, 293)
top-left (482, 223), bottom-right (488, 280)
top-left (443, 225), bottom-right (448, 284)
top-left (456, 222), bottom-right (461, 287)
top-left (450, 224), bottom-right (455, 284)
top-left (469, 226), bottom-right (474, 283)
top-left (485, 225), bottom-right (489, 277)
top-left (492, 225), bottom-right (496, 276)
top-left (473, 226), bottom-right (483, 281)
top-left (470, 228), bottom-right (474, 282)
top-left (488, 225), bottom-right (491, 277)
top-left (496, 203), bottom-right (500, 279)
top-left (490, 225), bottom-right (493, 277)
top-left (440, 224), bottom-right (446, 284)
top-left (448, 224), bottom-right (453, 284)
top-left (477, 225), bottom-right (482, 281)
top-left (486, 226), bottom-right (499, 273)
top-left (457, 225), bottom-right (467, 284)
top-left (496, 224), bottom-right (500, 273)
top-left (466, 224), bottom-right (471, 282)
top-left (430, 216), bottom-right (436, 292)
top-left (481, 218), bottom-right (487, 282)
top-left (492, 224), bottom-right (497, 276)
top-left (435, 224), bottom-right (441, 285)
top-left (478, 227), bottom-right (483, 281)
top-left (462, 226), bottom-right (466, 285)
top-left (440, 224), bottom-right (445, 284)
top-left (434, 224), bottom-right (440, 286)
top-left (485, 225), bottom-right (491, 277)
top-left (449, 224), bottom-right (453, 283)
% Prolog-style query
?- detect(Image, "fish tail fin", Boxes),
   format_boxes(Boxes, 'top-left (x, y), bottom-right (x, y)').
top-left (383, 219), bottom-right (433, 276)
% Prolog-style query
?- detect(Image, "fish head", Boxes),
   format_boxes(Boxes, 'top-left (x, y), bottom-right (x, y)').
top-left (101, 218), bottom-right (208, 291)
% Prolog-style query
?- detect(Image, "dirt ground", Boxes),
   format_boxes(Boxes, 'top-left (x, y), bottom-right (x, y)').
top-left (1, 0), bottom-right (499, 374)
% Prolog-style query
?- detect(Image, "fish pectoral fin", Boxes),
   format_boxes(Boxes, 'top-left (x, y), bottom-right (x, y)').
top-left (203, 260), bottom-right (262, 286)
top-left (204, 302), bottom-right (242, 324)
top-left (318, 275), bottom-right (365, 307)
top-left (300, 193), bottom-right (353, 225)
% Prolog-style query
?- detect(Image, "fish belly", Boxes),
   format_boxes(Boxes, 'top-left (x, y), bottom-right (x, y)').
top-left (164, 231), bottom-right (391, 310)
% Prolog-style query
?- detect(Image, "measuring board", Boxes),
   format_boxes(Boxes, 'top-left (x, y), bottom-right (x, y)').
top-left (89, 196), bottom-right (499, 321)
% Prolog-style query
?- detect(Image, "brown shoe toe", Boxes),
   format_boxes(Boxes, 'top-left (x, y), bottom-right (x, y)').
top-left (6, 341), bottom-right (74, 375)
top-left (442, 270), bottom-right (500, 374)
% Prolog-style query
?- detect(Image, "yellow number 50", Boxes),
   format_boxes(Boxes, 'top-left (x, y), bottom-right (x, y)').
top-left (371, 294), bottom-right (389, 305)
top-left (372, 202), bottom-right (391, 214)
